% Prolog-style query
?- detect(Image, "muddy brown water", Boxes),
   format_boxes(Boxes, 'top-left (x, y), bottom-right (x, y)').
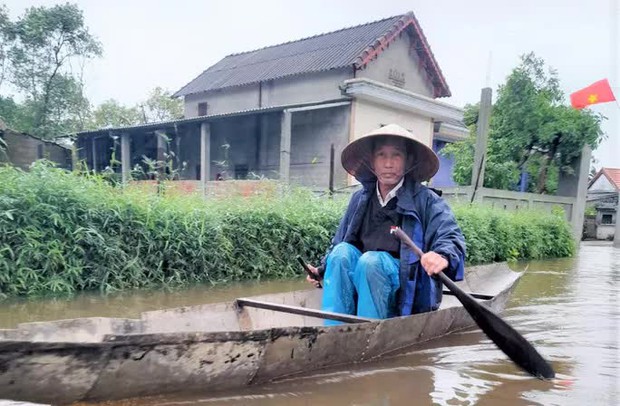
top-left (1, 241), bottom-right (618, 405)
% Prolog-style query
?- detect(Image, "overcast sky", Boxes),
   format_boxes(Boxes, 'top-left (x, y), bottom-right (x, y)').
top-left (4, 0), bottom-right (620, 169)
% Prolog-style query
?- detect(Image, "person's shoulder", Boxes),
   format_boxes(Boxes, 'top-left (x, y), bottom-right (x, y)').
top-left (413, 184), bottom-right (449, 212)
top-left (349, 185), bottom-right (370, 199)
top-left (416, 184), bottom-right (443, 200)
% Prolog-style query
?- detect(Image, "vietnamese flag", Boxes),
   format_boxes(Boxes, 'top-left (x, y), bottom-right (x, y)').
top-left (570, 79), bottom-right (616, 109)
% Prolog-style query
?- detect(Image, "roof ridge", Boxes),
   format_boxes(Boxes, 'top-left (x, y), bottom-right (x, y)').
top-left (225, 13), bottom-right (406, 58)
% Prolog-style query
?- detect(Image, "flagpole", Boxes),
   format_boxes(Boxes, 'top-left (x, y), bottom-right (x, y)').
top-left (613, 0), bottom-right (619, 110)
top-left (611, 0), bottom-right (620, 248)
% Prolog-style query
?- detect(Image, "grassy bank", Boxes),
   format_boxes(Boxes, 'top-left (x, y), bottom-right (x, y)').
top-left (0, 163), bottom-right (574, 297)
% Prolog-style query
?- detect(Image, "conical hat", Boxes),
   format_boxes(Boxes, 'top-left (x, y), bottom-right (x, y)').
top-left (341, 124), bottom-right (439, 182)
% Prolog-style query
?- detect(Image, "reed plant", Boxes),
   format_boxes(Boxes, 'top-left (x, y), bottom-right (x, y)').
top-left (0, 163), bottom-right (574, 297)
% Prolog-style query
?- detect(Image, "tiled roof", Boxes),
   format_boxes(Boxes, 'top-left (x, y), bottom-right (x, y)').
top-left (174, 12), bottom-right (450, 98)
top-left (589, 167), bottom-right (620, 190)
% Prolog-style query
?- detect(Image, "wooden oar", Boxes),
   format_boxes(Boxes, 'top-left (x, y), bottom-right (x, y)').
top-left (390, 227), bottom-right (555, 379)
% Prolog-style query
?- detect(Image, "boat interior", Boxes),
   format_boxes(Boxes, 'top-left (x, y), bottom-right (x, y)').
top-left (0, 263), bottom-right (519, 343)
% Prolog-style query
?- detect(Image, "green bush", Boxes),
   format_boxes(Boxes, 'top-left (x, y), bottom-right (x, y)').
top-left (0, 163), bottom-right (575, 297)
top-left (452, 204), bottom-right (575, 263)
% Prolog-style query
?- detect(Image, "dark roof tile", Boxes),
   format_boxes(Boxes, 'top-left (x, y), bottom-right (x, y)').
top-left (174, 12), bottom-right (450, 98)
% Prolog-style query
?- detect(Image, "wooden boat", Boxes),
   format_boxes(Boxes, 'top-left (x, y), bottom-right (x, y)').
top-left (0, 263), bottom-right (520, 405)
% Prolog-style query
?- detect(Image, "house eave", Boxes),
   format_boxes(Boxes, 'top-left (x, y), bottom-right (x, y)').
top-left (75, 98), bottom-right (352, 138)
top-left (342, 78), bottom-right (462, 122)
top-left (434, 122), bottom-right (469, 142)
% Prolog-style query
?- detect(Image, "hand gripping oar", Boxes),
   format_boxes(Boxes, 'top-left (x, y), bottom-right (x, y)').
top-left (390, 226), bottom-right (555, 379)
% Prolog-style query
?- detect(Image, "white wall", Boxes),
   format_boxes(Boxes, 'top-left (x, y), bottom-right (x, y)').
top-left (262, 69), bottom-right (351, 107)
top-left (289, 106), bottom-right (350, 188)
top-left (597, 225), bottom-right (615, 240)
top-left (183, 69), bottom-right (351, 117)
top-left (184, 85), bottom-right (259, 118)
top-left (356, 33), bottom-right (434, 98)
top-left (352, 99), bottom-right (434, 146)
top-left (590, 175), bottom-right (616, 191)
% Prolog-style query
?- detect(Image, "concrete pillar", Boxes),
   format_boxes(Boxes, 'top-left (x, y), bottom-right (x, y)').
top-left (91, 136), bottom-right (97, 172)
top-left (259, 115), bottom-right (269, 168)
top-left (121, 133), bottom-right (131, 184)
top-left (614, 192), bottom-right (620, 247)
top-left (200, 122), bottom-right (211, 192)
top-left (155, 130), bottom-right (167, 178)
top-left (470, 88), bottom-right (492, 200)
top-left (279, 110), bottom-right (292, 183)
top-left (175, 133), bottom-right (182, 174)
top-left (156, 131), bottom-right (167, 162)
top-left (557, 145), bottom-right (591, 242)
top-left (71, 143), bottom-right (79, 172)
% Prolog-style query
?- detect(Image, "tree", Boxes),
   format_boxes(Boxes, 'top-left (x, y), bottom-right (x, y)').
top-left (141, 87), bottom-right (183, 123)
top-left (443, 53), bottom-right (605, 193)
top-left (91, 99), bottom-right (142, 128)
top-left (0, 4), bottom-right (14, 91)
top-left (7, 3), bottom-right (102, 137)
top-left (0, 95), bottom-right (22, 127)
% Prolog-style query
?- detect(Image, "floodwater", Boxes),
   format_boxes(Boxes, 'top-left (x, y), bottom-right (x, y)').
top-left (1, 242), bottom-right (618, 405)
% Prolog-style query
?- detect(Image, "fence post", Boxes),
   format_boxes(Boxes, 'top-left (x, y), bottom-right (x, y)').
top-left (470, 87), bottom-right (492, 203)
top-left (614, 192), bottom-right (620, 247)
top-left (328, 143), bottom-right (335, 197)
top-left (557, 145), bottom-right (592, 242)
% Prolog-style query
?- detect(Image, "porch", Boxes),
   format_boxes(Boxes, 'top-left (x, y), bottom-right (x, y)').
top-left (75, 101), bottom-right (351, 191)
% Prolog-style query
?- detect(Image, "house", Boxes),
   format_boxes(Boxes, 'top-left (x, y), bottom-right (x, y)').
top-left (586, 167), bottom-right (619, 240)
top-left (75, 12), bottom-right (467, 189)
top-left (0, 120), bottom-right (72, 170)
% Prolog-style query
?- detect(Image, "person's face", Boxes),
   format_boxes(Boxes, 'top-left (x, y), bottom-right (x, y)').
top-left (371, 141), bottom-right (407, 187)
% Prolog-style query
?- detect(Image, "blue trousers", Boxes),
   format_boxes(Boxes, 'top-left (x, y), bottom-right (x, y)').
top-left (321, 242), bottom-right (400, 325)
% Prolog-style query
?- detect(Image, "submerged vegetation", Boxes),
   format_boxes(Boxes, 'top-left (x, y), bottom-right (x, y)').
top-left (0, 163), bottom-right (574, 297)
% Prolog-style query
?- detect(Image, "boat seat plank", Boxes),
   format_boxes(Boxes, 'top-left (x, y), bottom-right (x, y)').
top-left (235, 298), bottom-right (374, 324)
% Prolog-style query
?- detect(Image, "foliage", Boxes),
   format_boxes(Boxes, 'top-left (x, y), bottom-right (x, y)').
top-left (443, 53), bottom-right (605, 194)
top-left (90, 88), bottom-right (183, 129)
top-left (141, 87), bottom-right (183, 123)
top-left (0, 164), bottom-right (575, 298)
top-left (3, 3), bottom-right (102, 138)
top-left (584, 205), bottom-right (596, 217)
top-left (453, 203), bottom-right (575, 264)
top-left (0, 4), bottom-right (182, 139)
top-left (0, 95), bottom-right (22, 127)
top-left (0, 163), bottom-right (345, 296)
top-left (91, 99), bottom-right (142, 128)
top-left (0, 4), bottom-right (12, 90)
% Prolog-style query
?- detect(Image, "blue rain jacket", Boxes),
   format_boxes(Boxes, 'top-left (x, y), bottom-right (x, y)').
top-left (322, 176), bottom-right (466, 315)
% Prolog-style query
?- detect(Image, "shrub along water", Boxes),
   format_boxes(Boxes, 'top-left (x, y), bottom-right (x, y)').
top-left (0, 163), bottom-right (575, 297)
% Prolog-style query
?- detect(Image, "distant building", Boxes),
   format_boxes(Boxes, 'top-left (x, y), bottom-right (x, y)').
top-left (0, 121), bottom-right (72, 170)
top-left (76, 12), bottom-right (467, 188)
top-left (586, 167), bottom-right (619, 240)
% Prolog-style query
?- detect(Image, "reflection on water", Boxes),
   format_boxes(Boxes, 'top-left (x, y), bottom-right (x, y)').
top-left (3, 242), bottom-right (619, 405)
top-left (0, 279), bottom-right (309, 329)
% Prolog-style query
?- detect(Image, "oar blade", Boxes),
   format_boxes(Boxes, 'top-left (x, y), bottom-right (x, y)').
top-left (456, 286), bottom-right (555, 379)
top-left (390, 226), bottom-right (554, 379)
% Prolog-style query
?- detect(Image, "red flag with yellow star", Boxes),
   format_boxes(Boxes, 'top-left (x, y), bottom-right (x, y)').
top-left (570, 79), bottom-right (616, 109)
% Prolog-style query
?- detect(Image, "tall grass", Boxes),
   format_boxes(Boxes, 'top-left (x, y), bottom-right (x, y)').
top-left (0, 163), bottom-right (574, 297)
